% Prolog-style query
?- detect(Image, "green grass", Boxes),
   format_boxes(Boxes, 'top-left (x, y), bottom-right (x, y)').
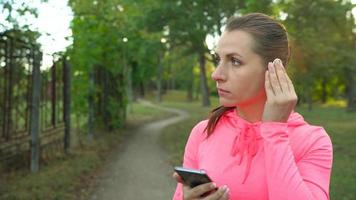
top-left (158, 90), bottom-right (356, 200)
top-left (126, 100), bottom-right (176, 127)
top-left (0, 101), bottom-right (174, 200)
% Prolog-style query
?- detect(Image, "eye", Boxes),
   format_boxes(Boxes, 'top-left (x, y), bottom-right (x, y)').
top-left (231, 57), bottom-right (242, 66)
top-left (213, 54), bottom-right (221, 67)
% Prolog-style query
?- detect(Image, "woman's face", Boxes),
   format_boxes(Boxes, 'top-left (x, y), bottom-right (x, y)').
top-left (212, 30), bottom-right (267, 107)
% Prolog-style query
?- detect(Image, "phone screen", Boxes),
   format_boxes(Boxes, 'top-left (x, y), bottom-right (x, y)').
top-left (174, 166), bottom-right (213, 188)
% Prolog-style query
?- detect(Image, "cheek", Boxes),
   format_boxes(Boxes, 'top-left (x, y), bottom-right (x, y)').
top-left (239, 70), bottom-right (265, 94)
top-left (236, 69), bottom-right (264, 86)
top-left (257, 72), bottom-right (266, 88)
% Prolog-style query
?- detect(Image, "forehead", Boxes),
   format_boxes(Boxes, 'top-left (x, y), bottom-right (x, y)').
top-left (215, 30), bottom-right (255, 57)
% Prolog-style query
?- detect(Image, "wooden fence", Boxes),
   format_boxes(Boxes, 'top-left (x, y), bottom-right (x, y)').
top-left (0, 31), bottom-right (71, 172)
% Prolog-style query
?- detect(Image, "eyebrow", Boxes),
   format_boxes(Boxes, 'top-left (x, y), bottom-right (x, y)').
top-left (214, 51), bottom-right (244, 59)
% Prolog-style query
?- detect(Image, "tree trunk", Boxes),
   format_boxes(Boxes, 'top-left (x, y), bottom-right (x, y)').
top-left (88, 69), bottom-right (94, 142)
top-left (186, 64), bottom-right (194, 102)
top-left (198, 52), bottom-right (210, 107)
top-left (156, 52), bottom-right (164, 103)
top-left (307, 87), bottom-right (313, 111)
top-left (139, 81), bottom-right (145, 98)
top-left (172, 76), bottom-right (176, 91)
top-left (63, 58), bottom-right (71, 153)
top-left (321, 77), bottom-right (327, 104)
top-left (124, 54), bottom-right (133, 113)
top-left (102, 69), bottom-right (110, 129)
top-left (125, 60), bottom-right (133, 103)
top-left (346, 68), bottom-right (355, 111)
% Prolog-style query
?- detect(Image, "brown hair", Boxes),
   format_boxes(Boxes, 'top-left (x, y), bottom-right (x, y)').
top-left (205, 13), bottom-right (291, 136)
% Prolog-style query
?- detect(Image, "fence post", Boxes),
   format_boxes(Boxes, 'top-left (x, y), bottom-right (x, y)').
top-left (88, 69), bottom-right (94, 142)
top-left (30, 48), bottom-right (41, 172)
top-left (4, 36), bottom-right (14, 141)
top-left (51, 61), bottom-right (56, 128)
top-left (63, 58), bottom-right (71, 153)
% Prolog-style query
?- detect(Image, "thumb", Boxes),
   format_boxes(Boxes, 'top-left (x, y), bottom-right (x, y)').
top-left (173, 172), bottom-right (185, 184)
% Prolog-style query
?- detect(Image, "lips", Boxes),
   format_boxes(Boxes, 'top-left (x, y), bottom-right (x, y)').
top-left (218, 88), bottom-right (231, 97)
top-left (217, 88), bottom-right (230, 93)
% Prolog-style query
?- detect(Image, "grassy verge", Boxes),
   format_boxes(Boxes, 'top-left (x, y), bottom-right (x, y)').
top-left (158, 90), bottom-right (356, 199)
top-left (0, 101), bottom-right (174, 200)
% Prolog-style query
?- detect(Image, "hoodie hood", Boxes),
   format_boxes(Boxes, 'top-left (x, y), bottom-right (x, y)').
top-left (221, 108), bottom-right (307, 183)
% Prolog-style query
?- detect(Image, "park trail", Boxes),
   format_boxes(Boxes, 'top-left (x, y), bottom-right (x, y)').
top-left (90, 100), bottom-right (189, 200)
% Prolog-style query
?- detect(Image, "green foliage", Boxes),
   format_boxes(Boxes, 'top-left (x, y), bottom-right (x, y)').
top-left (69, 0), bottom-right (130, 130)
top-left (282, 0), bottom-right (355, 106)
top-left (68, 0), bottom-right (356, 132)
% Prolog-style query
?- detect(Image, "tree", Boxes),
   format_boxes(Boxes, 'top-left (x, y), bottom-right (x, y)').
top-left (69, 0), bottom-right (129, 131)
top-left (145, 0), bottom-right (262, 106)
top-left (282, 0), bottom-right (355, 110)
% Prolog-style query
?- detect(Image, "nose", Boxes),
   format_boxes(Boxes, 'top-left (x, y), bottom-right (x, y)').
top-left (211, 64), bottom-right (226, 82)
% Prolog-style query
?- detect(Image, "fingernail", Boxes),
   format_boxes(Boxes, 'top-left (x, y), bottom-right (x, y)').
top-left (269, 63), bottom-right (274, 73)
top-left (225, 188), bottom-right (230, 196)
top-left (279, 59), bottom-right (285, 67)
top-left (211, 183), bottom-right (217, 189)
top-left (268, 62), bottom-right (272, 71)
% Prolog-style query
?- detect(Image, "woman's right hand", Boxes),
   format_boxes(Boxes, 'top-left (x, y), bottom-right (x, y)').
top-left (173, 172), bottom-right (230, 200)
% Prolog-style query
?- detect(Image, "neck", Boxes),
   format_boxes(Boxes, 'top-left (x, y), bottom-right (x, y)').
top-left (235, 89), bottom-right (266, 123)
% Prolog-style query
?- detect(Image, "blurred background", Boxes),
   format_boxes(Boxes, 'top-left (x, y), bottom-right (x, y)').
top-left (0, 0), bottom-right (355, 199)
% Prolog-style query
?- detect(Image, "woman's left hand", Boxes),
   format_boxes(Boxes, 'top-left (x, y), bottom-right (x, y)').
top-left (262, 58), bottom-right (298, 122)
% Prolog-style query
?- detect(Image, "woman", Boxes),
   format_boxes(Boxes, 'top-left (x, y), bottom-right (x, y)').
top-left (172, 13), bottom-right (333, 200)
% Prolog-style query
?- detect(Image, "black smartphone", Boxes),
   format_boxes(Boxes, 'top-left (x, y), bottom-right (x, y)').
top-left (174, 166), bottom-right (213, 188)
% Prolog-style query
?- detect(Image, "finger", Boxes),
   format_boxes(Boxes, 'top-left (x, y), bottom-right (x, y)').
top-left (275, 59), bottom-right (289, 93)
top-left (268, 62), bottom-right (282, 94)
top-left (219, 189), bottom-right (230, 200)
top-left (182, 185), bottom-right (197, 200)
top-left (191, 182), bottom-right (217, 197)
top-left (217, 186), bottom-right (230, 200)
top-left (172, 172), bottom-right (184, 184)
top-left (204, 185), bottom-right (228, 200)
top-left (265, 70), bottom-right (275, 97)
top-left (273, 59), bottom-right (285, 93)
top-left (284, 71), bottom-right (296, 95)
top-left (278, 60), bottom-right (295, 94)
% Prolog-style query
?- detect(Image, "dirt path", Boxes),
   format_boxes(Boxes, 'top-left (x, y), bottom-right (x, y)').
top-left (90, 101), bottom-right (189, 200)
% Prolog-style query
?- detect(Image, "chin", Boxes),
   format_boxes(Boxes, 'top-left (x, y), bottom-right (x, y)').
top-left (219, 98), bottom-right (237, 107)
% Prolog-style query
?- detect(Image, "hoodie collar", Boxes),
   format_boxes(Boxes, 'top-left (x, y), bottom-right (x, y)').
top-left (222, 108), bottom-right (306, 184)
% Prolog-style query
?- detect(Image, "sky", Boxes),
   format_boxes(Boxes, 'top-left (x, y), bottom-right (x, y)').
top-left (34, 0), bottom-right (73, 68)
top-left (1, 0), bottom-right (355, 69)
top-left (1, 0), bottom-right (73, 69)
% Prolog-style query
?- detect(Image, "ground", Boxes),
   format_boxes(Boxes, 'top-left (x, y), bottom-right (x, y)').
top-left (90, 101), bottom-right (189, 200)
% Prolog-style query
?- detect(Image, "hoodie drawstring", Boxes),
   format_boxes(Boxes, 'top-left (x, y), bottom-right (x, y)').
top-left (230, 125), bottom-right (259, 184)
top-left (225, 109), bottom-right (304, 184)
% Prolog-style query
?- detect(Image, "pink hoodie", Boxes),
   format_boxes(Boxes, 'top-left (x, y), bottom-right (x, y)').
top-left (172, 109), bottom-right (333, 200)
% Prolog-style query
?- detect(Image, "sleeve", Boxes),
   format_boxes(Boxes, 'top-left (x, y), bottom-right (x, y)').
top-left (260, 123), bottom-right (333, 200)
top-left (172, 121), bottom-right (207, 200)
